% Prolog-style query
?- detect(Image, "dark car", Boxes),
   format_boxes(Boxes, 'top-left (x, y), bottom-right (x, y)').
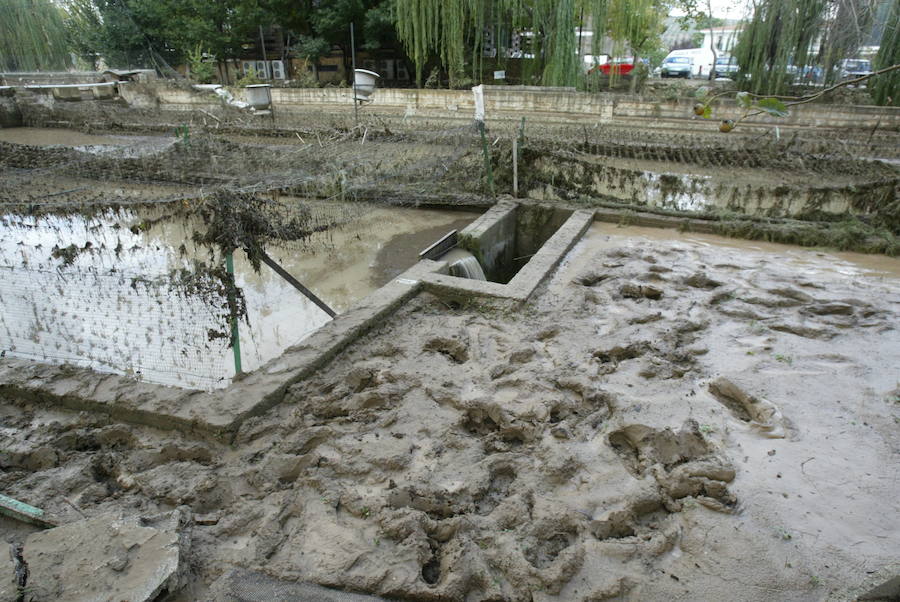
top-left (714, 55), bottom-right (739, 78)
top-left (660, 56), bottom-right (692, 78)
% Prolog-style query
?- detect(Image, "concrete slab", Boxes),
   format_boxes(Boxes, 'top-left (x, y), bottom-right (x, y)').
top-left (0, 508), bottom-right (192, 602)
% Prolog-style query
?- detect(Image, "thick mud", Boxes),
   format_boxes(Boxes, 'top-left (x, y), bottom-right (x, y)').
top-left (2, 224), bottom-right (897, 600)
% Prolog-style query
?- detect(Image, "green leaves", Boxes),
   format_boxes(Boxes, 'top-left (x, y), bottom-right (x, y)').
top-left (736, 91), bottom-right (752, 108)
top-left (756, 97), bottom-right (789, 117)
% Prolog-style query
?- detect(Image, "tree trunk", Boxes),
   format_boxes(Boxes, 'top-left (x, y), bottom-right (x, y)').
top-left (708, 0), bottom-right (717, 80)
top-left (629, 54), bottom-right (640, 93)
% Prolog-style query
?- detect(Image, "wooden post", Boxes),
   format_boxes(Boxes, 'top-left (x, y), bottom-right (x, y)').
top-left (225, 251), bottom-right (242, 376)
top-left (512, 137), bottom-right (518, 198)
top-left (350, 23), bottom-right (359, 127)
top-left (258, 25), bottom-right (268, 77)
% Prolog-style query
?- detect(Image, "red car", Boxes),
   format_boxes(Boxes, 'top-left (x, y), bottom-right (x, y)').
top-left (590, 58), bottom-right (636, 76)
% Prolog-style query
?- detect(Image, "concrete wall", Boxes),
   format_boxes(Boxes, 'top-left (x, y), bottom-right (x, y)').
top-left (0, 90), bottom-right (22, 127)
top-left (515, 205), bottom-right (572, 258)
top-left (259, 86), bottom-right (897, 129)
top-left (458, 201), bottom-right (518, 282)
top-left (4, 74), bottom-right (898, 130)
top-left (1, 72), bottom-right (105, 86)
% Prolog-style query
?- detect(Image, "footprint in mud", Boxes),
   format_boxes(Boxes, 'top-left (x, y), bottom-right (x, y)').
top-left (607, 420), bottom-right (710, 477)
top-left (474, 464), bottom-right (517, 515)
top-left (608, 422), bottom-right (737, 516)
top-left (576, 272), bottom-right (614, 286)
top-left (802, 302), bottom-right (855, 316)
top-left (769, 321), bottom-right (836, 340)
top-left (593, 342), bottom-right (650, 374)
top-left (708, 377), bottom-right (788, 438)
top-left (423, 336), bottom-right (468, 364)
top-left (460, 405), bottom-right (530, 452)
top-left (421, 539), bottom-right (443, 585)
top-left (620, 282), bottom-right (663, 300)
top-left (590, 498), bottom-right (668, 541)
top-left (550, 377), bottom-right (614, 431)
top-left (682, 271), bottom-right (722, 290)
top-left (524, 521), bottom-right (580, 569)
top-left (767, 286), bottom-right (814, 304)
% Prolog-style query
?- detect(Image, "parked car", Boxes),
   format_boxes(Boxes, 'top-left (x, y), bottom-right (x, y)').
top-left (661, 48), bottom-right (715, 79)
top-left (714, 55), bottom-right (739, 79)
top-left (838, 58), bottom-right (873, 80)
top-left (660, 56), bottom-right (693, 78)
top-left (590, 57), bottom-right (636, 77)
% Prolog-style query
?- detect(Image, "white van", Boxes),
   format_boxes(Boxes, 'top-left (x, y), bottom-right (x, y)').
top-left (661, 48), bottom-right (715, 79)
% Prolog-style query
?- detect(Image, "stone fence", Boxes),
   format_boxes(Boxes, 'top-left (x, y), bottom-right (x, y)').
top-left (152, 84), bottom-right (899, 130)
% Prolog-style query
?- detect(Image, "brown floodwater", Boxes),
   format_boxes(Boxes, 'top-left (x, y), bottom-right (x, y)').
top-left (0, 126), bottom-right (164, 148)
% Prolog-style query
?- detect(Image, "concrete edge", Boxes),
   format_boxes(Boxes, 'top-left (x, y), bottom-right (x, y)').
top-left (507, 209), bottom-right (594, 298)
top-left (220, 261), bottom-right (438, 431)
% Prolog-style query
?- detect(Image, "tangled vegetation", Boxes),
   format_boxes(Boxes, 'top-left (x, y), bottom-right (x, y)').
top-left (190, 190), bottom-right (321, 272)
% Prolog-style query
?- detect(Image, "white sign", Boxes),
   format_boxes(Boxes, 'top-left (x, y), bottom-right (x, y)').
top-left (472, 84), bottom-right (485, 123)
top-left (493, 70), bottom-right (506, 80)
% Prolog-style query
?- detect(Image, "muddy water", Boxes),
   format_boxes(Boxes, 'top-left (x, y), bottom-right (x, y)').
top-left (234, 206), bottom-right (477, 372)
top-left (0, 126), bottom-right (170, 154)
top-left (0, 203), bottom-right (478, 389)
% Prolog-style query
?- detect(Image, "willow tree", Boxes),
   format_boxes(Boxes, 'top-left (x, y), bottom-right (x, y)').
top-left (393, 0), bottom-right (665, 88)
top-left (818, 0), bottom-right (882, 83)
top-left (871, 0), bottom-right (899, 106)
top-left (392, 0), bottom-right (513, 87)
top-left (733, 0), bottom-right (829, 95)
top-left (0, 0), bottom-right (72, 71)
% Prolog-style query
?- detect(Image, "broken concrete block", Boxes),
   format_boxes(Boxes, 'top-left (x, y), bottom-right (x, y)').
top-left (0, 507), bottom-right (191, 602)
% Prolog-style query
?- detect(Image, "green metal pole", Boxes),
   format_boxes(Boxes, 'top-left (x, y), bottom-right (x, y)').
top-left (479, 121), bottom-right (494, 197)
top-left (225, 251), bottom-right (242, 375)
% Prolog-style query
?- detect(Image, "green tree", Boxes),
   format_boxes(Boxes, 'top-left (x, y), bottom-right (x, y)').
top-left (291, 35), bottom-right (331, 81)
top-left (1, 0), bottom-right (72, 71)
top-left (392, 0), bottom-right (670, 89)
top-left (871, 0), bottom-right (899, 105)
top-left (65, 0), bottom-right (272, 78)
top-left (733, 0), bottom-right (828, 95)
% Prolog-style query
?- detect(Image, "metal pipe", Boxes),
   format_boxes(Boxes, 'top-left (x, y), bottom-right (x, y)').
top-left (225, 251), bottom-right (242, 375)
top-left (258, 250), bottom-right (336, 318)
